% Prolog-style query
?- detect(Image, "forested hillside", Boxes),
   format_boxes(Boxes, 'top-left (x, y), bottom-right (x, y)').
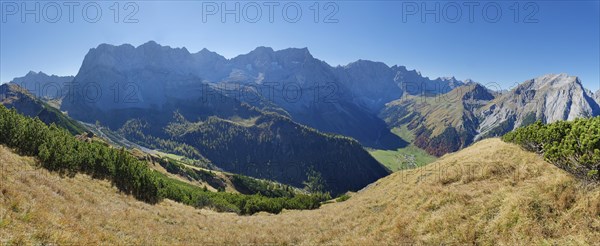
top-left (0, 105), bottom-right (328, 214)
top-left (102, 93), bottom-right (388, 195)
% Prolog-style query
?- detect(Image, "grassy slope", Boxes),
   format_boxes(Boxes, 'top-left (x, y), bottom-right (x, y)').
top-left (369, 126), bottom-right (437, 171)
top-left (1, 139), bottom-right (599, 245)
top-left (384, 92), bottom-right (467, 137)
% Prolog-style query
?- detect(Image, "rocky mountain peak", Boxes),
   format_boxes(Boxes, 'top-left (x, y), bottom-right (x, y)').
top-left (476, 73), bottom-right (598, 140)
top-left (234, 47), bottom-right (315, 66)
top-left (276, 47), bottom-right (313, 59)
top-left (193, 48), bottom-right (227, 64)
top-left (440, 76), bottom-right (458, 82)
top-left (196, 48), bottom-right (225, 58)
top-left (26, 71), bottom-right (40, 76)
top-left (243, 46), bottom-right (275, 59)
top-left (463, 79), bottom-right (477, 84)
top-left (10, 71), bottom-right (74, 99)
top-left (526, 73), bottom-right (580, 90)
top-left (12, 71), bottom-right (72, 82)
top-left (139, 40), bottom-right (160, 48)
top-left (346, 59), bottom-right (389, 69)
top-left (460, 83), bottom-right (495, 101)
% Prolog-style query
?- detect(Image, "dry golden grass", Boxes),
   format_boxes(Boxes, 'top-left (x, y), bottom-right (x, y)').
top-left (1, 139), bottom-right (599, 245)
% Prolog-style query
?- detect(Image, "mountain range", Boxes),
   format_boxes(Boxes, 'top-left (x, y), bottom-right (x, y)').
top-left (5, 41), bottom-right (600, 192)
top-left (381, 74), bottom-right (600, 156)
top-left (10, 71), bottom-right (73, 100)
top-left (60, 41), bottom-right (464, 148)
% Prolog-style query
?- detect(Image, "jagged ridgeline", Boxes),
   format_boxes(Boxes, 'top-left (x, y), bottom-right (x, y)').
top-left (59, 41), bottom-right (463, 148)
top-left (0, 105), bottom-right (329, 215)
top-left (503, 117), bottom-right (600, 181)
top-left (56, 42), bottom-right (391, 195)
top-left (10, 42), bottom-right (600, 181)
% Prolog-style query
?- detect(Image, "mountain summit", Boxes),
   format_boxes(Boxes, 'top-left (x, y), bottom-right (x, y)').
top-left (10, 71), bottom-right (73, 99)
top-left (380, 83), bottom-right (496, 156)
top-left (61, 41), bottom-right (465, 148)
top-left (476, 73), bottom-right (600, 139)
top-left (18, 41), bottom-right (600, 159)
top-left (57, 42), bottom-right (395, 194)
top-left (379, 73), bottom-right (600, 156)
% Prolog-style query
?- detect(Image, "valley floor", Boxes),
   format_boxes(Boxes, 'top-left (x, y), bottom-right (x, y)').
top-left (1, 139), bottom-right (599, 245)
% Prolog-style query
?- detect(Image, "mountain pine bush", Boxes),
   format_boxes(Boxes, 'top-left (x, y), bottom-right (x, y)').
top-left (503, 117), bottom-right (600, 181)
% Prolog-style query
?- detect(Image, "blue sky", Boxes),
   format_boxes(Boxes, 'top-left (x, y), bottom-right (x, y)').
top-left (1, 1), bottom-right (599, 91)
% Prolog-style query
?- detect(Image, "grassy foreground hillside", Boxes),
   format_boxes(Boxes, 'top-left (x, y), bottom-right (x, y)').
top-left (1, 139), bottom-right (599, 245)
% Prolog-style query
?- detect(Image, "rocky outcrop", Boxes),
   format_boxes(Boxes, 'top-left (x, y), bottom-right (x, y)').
top-left (380, 74), bottom-right (600, 156)
top-left (476, 74), bottom-right (600, 139)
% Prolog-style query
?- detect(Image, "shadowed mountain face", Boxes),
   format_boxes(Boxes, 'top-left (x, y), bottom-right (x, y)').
top-left (332, 60), bottom-right (463, 112)
top-left (70, 85), bottom-right (390, 194)
top-left (113, 98), bottom-right (391, 195)
top-left (595, 90), bottom-right (600, 105)
top-left (56, 42), bottom-right (393, 194)
top-left (60, 41), bottom-right (460, 148)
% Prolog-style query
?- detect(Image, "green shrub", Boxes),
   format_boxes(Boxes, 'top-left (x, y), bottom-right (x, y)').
top-left (231, 174), bottom-right (296, 198)
top-left (503, 117), bottom-right (600, 181)
top-left (336, 194), bottom-right (351, 202)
